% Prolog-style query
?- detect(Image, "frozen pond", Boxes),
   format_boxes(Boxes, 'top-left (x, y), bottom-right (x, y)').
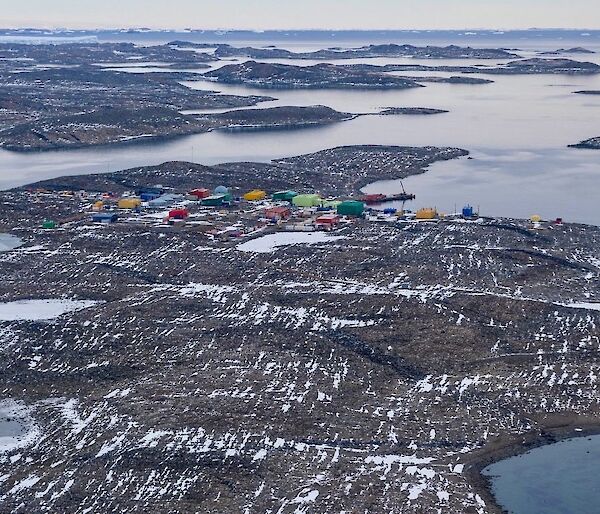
top-left (483, 434), bottom-right (600, 514)
top-left (237, 232), bottom-right (346, 253)
top-left (0, 400), bottom-right (37, 454)
top-left (0, 299), bottom-right (98, 321)
top-left (0, 234), bottom-right (22, 252)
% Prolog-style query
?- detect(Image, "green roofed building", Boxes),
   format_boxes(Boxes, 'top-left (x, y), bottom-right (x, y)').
top-left (292, 194), bottom-right (322, 208)
top-left (272, 190), bottom-right (298, 202)
top-left (42, 219), bottom-right (57, 229)
top-left (337, 200), bottom-right (365, 217)
top-left (202, 194), bottom-right (229, 207)
top-left (321, 199), bottom-right (342, 209)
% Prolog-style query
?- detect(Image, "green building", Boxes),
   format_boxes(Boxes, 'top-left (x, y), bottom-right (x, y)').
top-left (202, 194), bottom-right (230, 207)
top-left (292, 194), bottom-right (322, 208)
top-left (272, 190), bottom-right (298, 202)
top-left (321, 199), bottom-right (342, 209)
top-left (337, 201), bottom-right (365, 217)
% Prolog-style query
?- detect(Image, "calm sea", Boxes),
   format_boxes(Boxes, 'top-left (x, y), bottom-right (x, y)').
top-left (483, 434), bottom-right (600, 514)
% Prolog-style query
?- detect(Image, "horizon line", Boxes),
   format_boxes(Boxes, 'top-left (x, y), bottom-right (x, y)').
top-left (1, 27), bottom-right (600, 33)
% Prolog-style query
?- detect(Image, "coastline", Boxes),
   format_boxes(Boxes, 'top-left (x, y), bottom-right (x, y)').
top-left (465, 413), bottom-right (600, 513)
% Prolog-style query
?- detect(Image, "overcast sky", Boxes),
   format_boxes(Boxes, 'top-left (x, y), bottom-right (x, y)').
top-left (1, 0), bottom-right (597, 30)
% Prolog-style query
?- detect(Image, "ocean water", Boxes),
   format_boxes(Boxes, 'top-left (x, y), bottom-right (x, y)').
top-left (0, 31), bottom-right (599, 224)
top-left (482, 434), bottom-right (600, 514)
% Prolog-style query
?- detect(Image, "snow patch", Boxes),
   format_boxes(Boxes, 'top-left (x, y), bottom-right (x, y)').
top-left (0, 299), bottom-right (98, 321)
top-left (237, 232), bottom-right (346, 253)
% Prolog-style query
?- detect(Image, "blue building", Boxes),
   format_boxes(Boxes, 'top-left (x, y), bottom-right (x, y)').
top-left (92, 213), bottom-right (118, 224)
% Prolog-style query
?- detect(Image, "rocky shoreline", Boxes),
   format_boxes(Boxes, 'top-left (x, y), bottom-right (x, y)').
top-left (19, 145), bottom-right (468, 197)
top-left (466, 416), bottom-right (600, 513)
top-left (0, 105), bottom-right (360, 152)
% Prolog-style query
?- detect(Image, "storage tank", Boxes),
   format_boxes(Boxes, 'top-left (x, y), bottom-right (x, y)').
top-left (415, 208), bottom-right (437, 220)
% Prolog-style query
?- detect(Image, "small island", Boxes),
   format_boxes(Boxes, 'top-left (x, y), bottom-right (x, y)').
top-left (208, 42), bottom-right (520, 60)
top-left (203, 61), bottom-right (423, 89)
top-left (540, 47), bottom-right (595, 55)
top-left (569, 137), bottom-right (600, 149)
top-left (378, 107), bottom-right (449, 115)
top-left (0, 105), bottom-right (362, 151)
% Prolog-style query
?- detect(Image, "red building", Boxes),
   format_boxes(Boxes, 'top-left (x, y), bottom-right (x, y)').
top-left (169, 208), bottom-right (189, 220)
top-left (264, 206), bottom-right (291, 220)
top-left (189, 188), bottom-right (210, 200)
top-left (316, 214), bottom-right (341, 227)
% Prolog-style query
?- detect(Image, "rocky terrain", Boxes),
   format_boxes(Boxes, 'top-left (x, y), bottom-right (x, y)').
top-left (26, 145), bottom-right (467, 197)
top-left (0, 104), bottom-right (362, 152)
top-left (540, 47), bottom-right (595, 55)
top-left (198, 105), bottom-right (356, 131)
top-left (205, 42), bottom-right (519, 60)
top-left (0, 54), bottom-right (278, 151)
top-left (569, 137), bottom-right (600, 149)
top-left (347, 58), bottom-right (600, 75)
top-left (203, 58), bottom-right (600, 91)
top-left (2, 41), bottom-right (593, 154)
top-left (203, 61), bottom-right (423, 89)
top-left (0, 41), bottom-right (216, 67)
top-left (496, 57), bottom-right (600, 74)
top-left (0, 147), bottom-right (599, 513)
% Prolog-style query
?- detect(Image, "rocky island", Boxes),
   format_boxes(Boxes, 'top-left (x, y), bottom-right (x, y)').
top-left (347, 58), bottom-right (600, 76)
top-left (0, 41), bottom-right (217, 67)
top-left (26, 145), bottom-right (468, 196)
top-left (205, 42), bottom-right (520, 60)
top-left (540, 47), bottom-right (595, 55)
top-left (0, 145), bottom-right (598, 514)
top-left (0, 105), bottom-right (365, 152)
top-left (378, 107), bottom-right (449, 115)
top-left (203, 61), bottom-right (423, 89)
top-left (568, 137), bottom-right (600, 149)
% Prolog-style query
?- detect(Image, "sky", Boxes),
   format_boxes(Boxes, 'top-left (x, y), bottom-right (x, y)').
top-left (1, 0), bottom-right (598, 30)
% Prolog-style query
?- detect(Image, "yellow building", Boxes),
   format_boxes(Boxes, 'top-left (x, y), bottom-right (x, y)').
top-left (530, 214), bottom-right (542, 223)
top-left (415, 208), bottom-right (437, 220)
top-left (118, 198), bottom-right (142, 209)
top-left (243, 189), bottom-right (267, 201)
